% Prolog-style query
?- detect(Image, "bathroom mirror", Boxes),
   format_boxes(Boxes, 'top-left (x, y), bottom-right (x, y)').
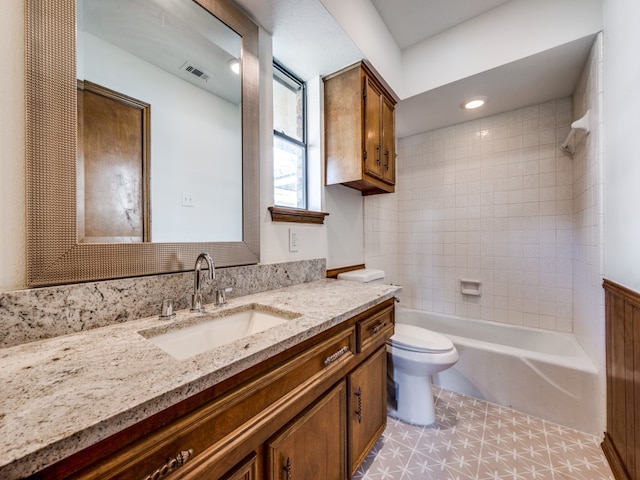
top-left (77, 0), bottom-right (243, 243)
top-left (25, 0), bottom-right (260, 286)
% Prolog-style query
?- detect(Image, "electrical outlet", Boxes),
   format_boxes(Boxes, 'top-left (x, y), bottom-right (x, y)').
top-left (181, 192), bottom-right (195, 207)
top-left (289, 228), bottom-right (299, 252)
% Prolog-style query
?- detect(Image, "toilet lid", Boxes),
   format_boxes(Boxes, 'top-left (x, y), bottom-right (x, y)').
top-left (389, 324), bottom-right (454, 353)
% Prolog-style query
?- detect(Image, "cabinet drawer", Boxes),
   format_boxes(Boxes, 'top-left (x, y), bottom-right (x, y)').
top-left (67, 327), bottom-right (356, 480)
top-left (357, 305), bottom-right (394, 353)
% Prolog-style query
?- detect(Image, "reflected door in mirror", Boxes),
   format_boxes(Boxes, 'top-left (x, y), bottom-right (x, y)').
top-left (77, 81), bottom-right (150, 243)
top-left (77, 0), bottom-right (243, 243)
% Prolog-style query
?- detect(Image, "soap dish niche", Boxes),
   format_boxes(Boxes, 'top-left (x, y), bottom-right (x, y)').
top-left (460, 279), bottom-right (482, 297)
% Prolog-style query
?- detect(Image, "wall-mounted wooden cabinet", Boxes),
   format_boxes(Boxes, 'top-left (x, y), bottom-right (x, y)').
top-left (324, 61), bottom-right (398, 195)
top-left (34, 300), bottom-right (395, 480)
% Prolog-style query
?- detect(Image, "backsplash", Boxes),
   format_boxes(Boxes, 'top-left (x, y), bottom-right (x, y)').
top-left (0, 259), bottom-right (326, 348)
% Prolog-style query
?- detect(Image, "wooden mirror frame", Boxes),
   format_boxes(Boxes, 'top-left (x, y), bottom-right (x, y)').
top-left (25, 0), bottom-right (260, 287)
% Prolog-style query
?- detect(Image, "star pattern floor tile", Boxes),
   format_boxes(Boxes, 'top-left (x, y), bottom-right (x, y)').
top-left (354, 387), bottom-right (613, 480)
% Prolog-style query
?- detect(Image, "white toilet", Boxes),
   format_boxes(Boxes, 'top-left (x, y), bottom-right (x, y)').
top-left (387, 324), bottom-right (459, 425)
top-left (337, 268), bottom-right (459, 426)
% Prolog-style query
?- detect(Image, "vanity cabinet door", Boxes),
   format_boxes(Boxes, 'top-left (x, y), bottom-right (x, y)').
top-left (381, 96), bottom-right (395, 185)
top-left (217, 453), bottom-right (258, 480)
top-left (267, 382), bottom-right (347, 480)
top-left (348, 346), bottom-right (387, 477)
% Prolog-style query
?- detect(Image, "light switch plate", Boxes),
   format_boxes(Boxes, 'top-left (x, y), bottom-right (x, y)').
top-left (289, 228), bottom-right (299, 252)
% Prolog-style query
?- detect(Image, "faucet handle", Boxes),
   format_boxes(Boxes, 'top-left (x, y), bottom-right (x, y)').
top-left (159, 297), bottom-right (176, 319)
top-left (215, 287), bottom-right (233, 306)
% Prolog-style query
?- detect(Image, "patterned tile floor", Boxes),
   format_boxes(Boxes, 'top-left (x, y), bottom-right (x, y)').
top-left (354, 387), bottom-right (614, 480)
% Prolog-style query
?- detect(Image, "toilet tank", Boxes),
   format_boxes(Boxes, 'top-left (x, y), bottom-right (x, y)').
top-left (337, 268), bottom-right (385, 284)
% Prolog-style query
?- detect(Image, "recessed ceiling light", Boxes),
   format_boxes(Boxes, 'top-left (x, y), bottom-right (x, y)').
top-left (462, 97), bottom-right (488, 110)
top-left (228, 58), bottom-right (240, 75)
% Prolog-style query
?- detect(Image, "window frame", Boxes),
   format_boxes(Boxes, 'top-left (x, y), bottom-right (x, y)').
top-left (273, 61), bottom-right (307, 210)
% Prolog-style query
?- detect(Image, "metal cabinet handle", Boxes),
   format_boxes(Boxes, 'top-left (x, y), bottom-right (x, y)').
top-left (143, 449), bottom-right (193, 480)
top-left (371, 321), bottom-right (387, 334)
top-left (384, 148), bottom-right (390, 169)
top-left (355, 386), bottom-right (363, 424)
top-left (323, 345), bottom-right (350, 366)
top-left (283, 457), bottom-right (292, 480)
top-left (376, 144), bottom-right (381, 166)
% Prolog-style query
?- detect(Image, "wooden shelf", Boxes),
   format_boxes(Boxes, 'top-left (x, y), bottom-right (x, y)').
top-left (268, 206), bottom-right (329, 225)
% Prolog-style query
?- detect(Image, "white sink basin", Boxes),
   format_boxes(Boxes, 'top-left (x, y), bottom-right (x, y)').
top-left (143, 305), bottom-right (300, 360)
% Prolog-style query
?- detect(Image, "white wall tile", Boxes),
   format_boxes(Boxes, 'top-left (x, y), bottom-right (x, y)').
top-left (391, 97), bottom-right (586, 332)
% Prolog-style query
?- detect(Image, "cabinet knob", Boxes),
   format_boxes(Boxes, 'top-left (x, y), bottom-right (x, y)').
top-left (371, 321), bottom-right (387, 334)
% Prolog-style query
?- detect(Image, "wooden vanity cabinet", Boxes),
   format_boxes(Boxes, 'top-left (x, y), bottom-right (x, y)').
top-left (324, 61), bottom-right (398, 195)
top-left (32, 300), bottom-right (394, 480)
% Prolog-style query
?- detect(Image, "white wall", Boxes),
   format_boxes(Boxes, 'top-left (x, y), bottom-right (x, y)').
top-left (402, 0), bottom-right (603, 99)
top-left (80, 33), bottom-right (242, 243)
top-left (603, 0), bottom-right (640, 292)
top-left (0, 2), bottom-right (25, 291)
top-left (260, 39), bottom-right (329, 265)
top-left (325, 185), bottom-right (364, 269)
top-left (319, 0), bottom-right (402, 96)
top-left (322, 0), bottom-right (602, 102)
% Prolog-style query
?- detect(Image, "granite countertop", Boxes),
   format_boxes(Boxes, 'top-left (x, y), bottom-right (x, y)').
top-left (0, 279), bottom-right (401, 479)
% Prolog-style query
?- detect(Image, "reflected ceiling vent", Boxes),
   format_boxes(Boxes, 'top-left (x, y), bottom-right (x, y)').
top-left (180, 61), bottom-right (212, 82)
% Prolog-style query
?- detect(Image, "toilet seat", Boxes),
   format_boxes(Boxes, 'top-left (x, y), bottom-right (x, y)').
top-left (388, 323), bottom-right (454, 353)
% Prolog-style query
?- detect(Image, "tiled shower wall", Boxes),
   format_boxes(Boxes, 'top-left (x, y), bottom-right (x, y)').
top-left (571, 33), bottom-right (605, 429)
top-left (394, 99), bottom-right (575, 331)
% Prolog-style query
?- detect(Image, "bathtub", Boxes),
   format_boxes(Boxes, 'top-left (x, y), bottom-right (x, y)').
top-left (396, 307), bottom-right (600, 434)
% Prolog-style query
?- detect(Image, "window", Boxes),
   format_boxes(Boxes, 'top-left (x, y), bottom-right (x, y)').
top-left (273, 62), bottom-right (306, 209)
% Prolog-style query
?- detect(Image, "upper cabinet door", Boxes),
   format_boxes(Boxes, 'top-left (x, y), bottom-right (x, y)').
top-left (363, 77), bottom-right (383, 182)
top-left (381, 96), bottom-right (396, 185)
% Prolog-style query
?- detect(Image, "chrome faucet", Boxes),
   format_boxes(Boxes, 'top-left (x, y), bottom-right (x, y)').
top-left (191, 252), bottom-right (215, 312)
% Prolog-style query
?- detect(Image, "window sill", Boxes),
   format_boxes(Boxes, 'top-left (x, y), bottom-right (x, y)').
top-left (268, 206), bottom-right (329, 225)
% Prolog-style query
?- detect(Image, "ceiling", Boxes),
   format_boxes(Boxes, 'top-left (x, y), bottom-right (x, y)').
top-left (234, 0), bottom-right (364, 81)
top-left (234, 0), bottom-right (595, 137)
top-left (370, 0), bottom-right (512, 50)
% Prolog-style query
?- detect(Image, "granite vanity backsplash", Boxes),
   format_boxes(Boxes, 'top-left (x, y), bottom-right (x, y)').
top-left (0, 259), bottom-right (326, 348)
